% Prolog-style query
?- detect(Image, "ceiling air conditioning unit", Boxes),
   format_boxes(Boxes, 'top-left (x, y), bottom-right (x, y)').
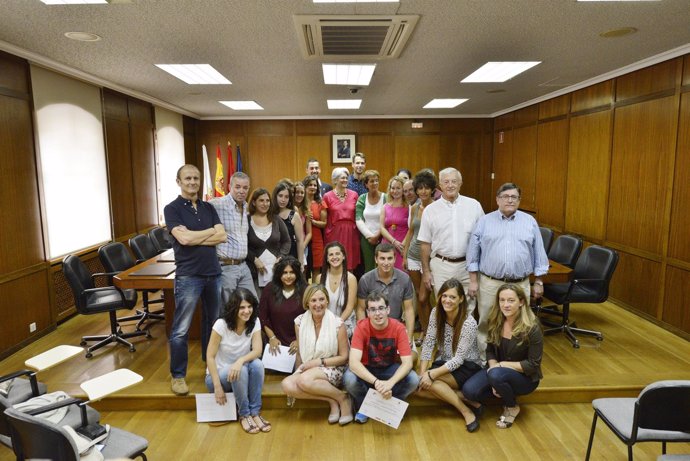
top-left (293, 15), bottom-right (419, 60)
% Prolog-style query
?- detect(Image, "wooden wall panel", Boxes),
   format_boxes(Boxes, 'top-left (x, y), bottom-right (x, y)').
top-left (393, 119), bottom-right (440, 135)
top-left (494, 113), bottom-right (513, 130)
top-left (296, 135), bottom-right (329, 182)
top-left (668, 93), bottom-right (690, 262)
top-left (511, 125), bottom-right (537, 210)
top-left (513, 105), bottom-right (538, 126)
top-left (394, 135), bottom-right (440, 182)
top-left (662, 266), bottom-right (690, 331)
top-left (130, 123), bottom-right (158, 231)
top-left (571, 81), bottom-right (613, 113)
top-left (246, 136), bottom-right (295, 191)
top-left (535, 119), bottom-right (568, 228)
top-left (616, 59), bottom-right (681, 102)
top-left (493, 129), bottom-right (513, 193)
top-left (440, 133), bottom-right (484, 202)
top-left (0, 271), bottom-right (52, 355)
top-left (565, 111), bottom-right (612, 240)
top-left (539, 94), bottom-right (570, 120)
top-left (684, 55), bottom-right (690, 87)
top-left (0, 51), bottom-right (29, 94)
top-left (358, 134), bottom-right (394, 182)
top-left (609, 251), bottom-right (661, 318)
top-left (0, 96), bottom-right (44, 272)
top-left (104, 117), bottom-right (136, 237)
top-left (607, 96), bottom-right (677, 254)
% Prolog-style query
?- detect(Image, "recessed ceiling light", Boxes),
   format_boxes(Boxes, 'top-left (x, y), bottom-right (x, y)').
top-left (461, 62), bottom-right (541, 83)
top-left (42, 0), bottom-right (107, 4)
top-left (314, 0), bottom-right (398, 3)
top-left (322, 64), bottom-right (376, 86)
top-left (64, 31), bottom-right (102, 41)
top-left (600, 27), bottom-right (638, 37)
top-left (327, 99), bottom-right (362, 109)
top-left (219, 101), bottom-right (264, 110)
top-left (423, 99), bottom-right (468, 109)
top-left (156, 64), bottom-right (231, 85)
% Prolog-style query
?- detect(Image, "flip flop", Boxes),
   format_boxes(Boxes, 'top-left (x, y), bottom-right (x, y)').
top-left (253, 414), bottom-right (272, 433)
top-left (241, 416), bottom-right (260, 434)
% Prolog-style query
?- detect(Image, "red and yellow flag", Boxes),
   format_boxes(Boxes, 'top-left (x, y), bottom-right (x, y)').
top-left (214, 144), bottom-right (225, 197)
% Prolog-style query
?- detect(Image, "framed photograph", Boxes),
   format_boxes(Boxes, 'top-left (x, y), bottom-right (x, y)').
top-left (332, 134), bottom-right (356, 164)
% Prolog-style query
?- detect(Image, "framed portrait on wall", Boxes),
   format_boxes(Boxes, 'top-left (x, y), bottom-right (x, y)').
top-left (332, 134), bottom-right (355, 164)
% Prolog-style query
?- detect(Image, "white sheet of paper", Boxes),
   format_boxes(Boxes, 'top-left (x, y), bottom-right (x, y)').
top-left (359, 388), bottom-right (409, 429)
top-left (257, 250), bottom-right (277, 287)
top-left (195, 393), bottom-right (237, 423)
top-left (261, 344), bottom-right (296, 373)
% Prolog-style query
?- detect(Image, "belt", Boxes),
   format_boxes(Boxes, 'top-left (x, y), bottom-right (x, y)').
top-left (435, 254), bottom-right (466, 263)
top-left (481, 272), bottom-right (528, 284)
top-left (219, 258), bottom-right (244, 266)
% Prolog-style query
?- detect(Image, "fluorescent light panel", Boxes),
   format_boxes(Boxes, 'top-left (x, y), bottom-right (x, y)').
top-left (322, 64), bottom-right (376, 86)
top-left (155, 64), bottom-right (231, 85)
top-left (327, 99), bottom-right (362, 109)
top-left (314, 0), bottom-right (397, 3)
top-left (41, 0), bottom-right (107, 3)
top-left (462, 61), bottom-right (541, 83)
top-left (423, 99), bottom-right (468, 109)
top-left (219, 101), bottom-right (264, 110)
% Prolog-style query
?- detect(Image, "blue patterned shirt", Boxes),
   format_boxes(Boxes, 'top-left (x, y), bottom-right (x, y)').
top-left (209, 194), bottom-right (249, 260)
top-left (347, 174), bottom-right (368, 196)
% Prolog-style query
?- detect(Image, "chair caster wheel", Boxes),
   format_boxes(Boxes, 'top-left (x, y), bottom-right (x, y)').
top-left (80, 341), bottom-right (87, 346)
top-left (596, 336), bottom-right (603, 341)
top-left (573, 343), bottom-right (580, 349)
top-left (129, 347), bottom-right (136, 353)
top-left (145, 332), bottom-right (152, 339)
top-left (85, 352), bottom-right (93, 358)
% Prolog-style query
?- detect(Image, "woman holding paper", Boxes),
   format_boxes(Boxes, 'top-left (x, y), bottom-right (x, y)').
top-left (281, 284), bottom-right (353, 425)
top-left (314, 242), bottom-right (357, 339)
top-left (259, 256), bottom-right (306, 365)
top-left (247, 188), bottom-right (291, 293)
top-left (206, 288), bottom-right (270, 434)
top-left (416, 278), bottom-right (483, 432)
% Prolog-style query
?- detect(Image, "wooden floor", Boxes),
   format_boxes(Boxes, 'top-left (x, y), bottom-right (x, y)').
top-left (1, 301), bottom-right (690, 459)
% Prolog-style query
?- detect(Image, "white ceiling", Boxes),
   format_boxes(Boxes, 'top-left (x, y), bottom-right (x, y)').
top-left (1, 0), bottom-right (689, 119)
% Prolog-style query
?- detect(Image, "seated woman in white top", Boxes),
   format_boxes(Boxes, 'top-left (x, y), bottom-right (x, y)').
top-left (205, 287), bottom-right (269, 434)
top-left (281, 284), bottom-right (352, 425)
top-left (315, 241), bottom-right (357, 338)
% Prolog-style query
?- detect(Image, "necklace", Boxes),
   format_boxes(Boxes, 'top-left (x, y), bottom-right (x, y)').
top-left (335, 189), bottom-right (347, 201)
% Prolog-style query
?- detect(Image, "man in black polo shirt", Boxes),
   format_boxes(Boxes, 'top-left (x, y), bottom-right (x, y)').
top-left (164, 164), bottom-right (227, 396)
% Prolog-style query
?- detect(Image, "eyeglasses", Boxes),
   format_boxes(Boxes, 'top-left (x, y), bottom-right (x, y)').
top-left (367, 306), bottom-right (388, 314)
top-left (498, 194), bottom-right (520, 201)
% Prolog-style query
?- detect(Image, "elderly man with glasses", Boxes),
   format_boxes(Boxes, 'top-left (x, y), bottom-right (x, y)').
top-left (343, 291), bottom-right (420, 424)
top-left (466, 182), bottom-right (549, 360)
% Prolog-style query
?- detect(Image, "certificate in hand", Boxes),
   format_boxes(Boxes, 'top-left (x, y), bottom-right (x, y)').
top-left (359, 388), bottom-right (409, 429)
top-left (195, 393), bottom-right (237, 423)
top-left (262, 344), bottom-right (296, 373)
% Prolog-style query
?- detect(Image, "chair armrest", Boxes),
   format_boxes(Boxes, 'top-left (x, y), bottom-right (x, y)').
top-left (135, 258), bottom-right (146, 264)
top-left (565, 278), bottom-right (606, 297)
top-left (25, 397), bottom-right (89, 427)
top-left (0, 370), bottom-right (40, 397)
top-left (92, 271), bottom-right (120, 285)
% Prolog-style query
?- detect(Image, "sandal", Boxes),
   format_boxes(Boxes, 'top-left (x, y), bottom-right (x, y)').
top-left (240, 416), bottom-right (260, 434)
top-left (496, 406), bottom-right (520, 429)
top-left (253, 414), bottom-right (272, 433)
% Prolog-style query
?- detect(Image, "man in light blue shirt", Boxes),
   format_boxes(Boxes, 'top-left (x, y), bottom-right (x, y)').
top-left (467, 182), bottom-right (548, 357)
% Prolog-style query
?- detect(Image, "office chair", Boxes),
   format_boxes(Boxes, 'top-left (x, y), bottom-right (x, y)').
top-left (127, 234), bottom-right (166, 328)
top-left (149, 226), bottom-right (172, 252)
top-left (547, 234), bottom-right (582, 269)
top-left (541, 245), bottom-right (619, 348)
top-left (585, 380), bottom-right (690, 461)
top-left (5, 403), bottom-right (148, 461)
top-left (539, 226), bottom-right (554, 254)
top-left (62, 254), bottom-right (148, 358)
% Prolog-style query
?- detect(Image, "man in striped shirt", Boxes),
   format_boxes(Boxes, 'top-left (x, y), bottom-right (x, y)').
top-left (466, 182), bottom-right (549, 358)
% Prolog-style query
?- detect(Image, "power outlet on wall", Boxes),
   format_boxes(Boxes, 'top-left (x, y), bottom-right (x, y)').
top-left (29, 322), bottom-right (37, 333)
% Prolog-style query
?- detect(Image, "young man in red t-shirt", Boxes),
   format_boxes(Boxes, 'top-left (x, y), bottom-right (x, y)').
top-left (343, 292), bottom-right (420, 424)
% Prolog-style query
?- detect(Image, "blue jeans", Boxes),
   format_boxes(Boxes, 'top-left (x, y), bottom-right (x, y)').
top-left (205, 359), bottom-right (264, 417)
top-left (170, 275), bottom-right (221, 378)
top-left (343, 364), bottom-right (420, 412)
top-left (462, 367), bottom-right (539, 407)
top-left (219, 262), bottom-right (257, 304)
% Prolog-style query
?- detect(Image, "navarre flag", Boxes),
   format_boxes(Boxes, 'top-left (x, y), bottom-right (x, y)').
top-left (202, 144), bottom-right (213, 201)
top-left (214, 144), bottom-right (225, 197)
top-left (236, 144), bottom-right (243, 172)
top-left (226, 141), bottom-right (236, 193)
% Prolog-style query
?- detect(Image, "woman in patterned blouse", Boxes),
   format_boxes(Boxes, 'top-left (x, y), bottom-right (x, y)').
top-left (416, 278), bottom-right (484, 432)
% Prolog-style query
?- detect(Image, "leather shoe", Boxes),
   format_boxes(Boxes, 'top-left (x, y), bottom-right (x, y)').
top-left (466, 418), bottom-right (480, 433)
top-left (470, 404), bottom-right (484, 418)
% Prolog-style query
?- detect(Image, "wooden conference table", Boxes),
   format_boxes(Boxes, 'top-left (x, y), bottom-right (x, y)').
top-left (114, 250), bottom-right (573, 339)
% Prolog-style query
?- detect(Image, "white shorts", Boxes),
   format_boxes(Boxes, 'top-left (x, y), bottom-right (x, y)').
top-left (406, 258), bottom-right (422, 272)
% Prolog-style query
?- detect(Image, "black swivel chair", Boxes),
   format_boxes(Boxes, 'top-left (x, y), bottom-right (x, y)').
top-left (539, 226), bottom-right (554, 254)
top-left (585, 380), bottom-right (690, 461)
top-left (548, 234), bottom-right (583, 269)
top-left (541, 245), bottom-right (619, 348)
top-left (62, 254), bottom-right (148, 358)
top-left (5, 403), bottom-right (148, 461)
top-left (149, 226), bottom-right (172, 252)
top-left (128, 234), bottom-right (165, 328)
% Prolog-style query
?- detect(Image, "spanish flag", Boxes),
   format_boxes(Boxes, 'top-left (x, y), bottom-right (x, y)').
top-left (214, 144), bottom-right (225, 197)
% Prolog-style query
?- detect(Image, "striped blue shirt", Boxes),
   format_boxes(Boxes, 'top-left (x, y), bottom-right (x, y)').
top-left (466, 210), bottom-right (549, 279)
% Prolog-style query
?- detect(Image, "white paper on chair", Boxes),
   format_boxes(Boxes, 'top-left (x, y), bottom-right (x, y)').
top-left (195, 393), bottom-right (237, 422)
top-left (358, 388), bottom-right (409, 429)
top-left (261, 344), bottom-right (296, 373)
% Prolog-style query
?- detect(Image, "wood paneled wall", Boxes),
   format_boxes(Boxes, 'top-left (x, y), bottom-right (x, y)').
top-left (494, 56), bottom-right (690, 336)
top-left (0, 51), bottom-right (53, 357)
top-left (194, 119), bottom-right (493, 208)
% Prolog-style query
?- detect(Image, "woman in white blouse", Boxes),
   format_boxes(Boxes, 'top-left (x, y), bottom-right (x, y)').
top-left (205, 288), bottom-right (269, 434)
top-left (355, 170), bottom-right (386, 272)
top-left (416, 278), bottom-right (484, 433)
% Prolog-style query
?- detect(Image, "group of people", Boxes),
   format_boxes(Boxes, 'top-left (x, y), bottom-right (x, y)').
top-left (163, 153), bottom-right (548, 433)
